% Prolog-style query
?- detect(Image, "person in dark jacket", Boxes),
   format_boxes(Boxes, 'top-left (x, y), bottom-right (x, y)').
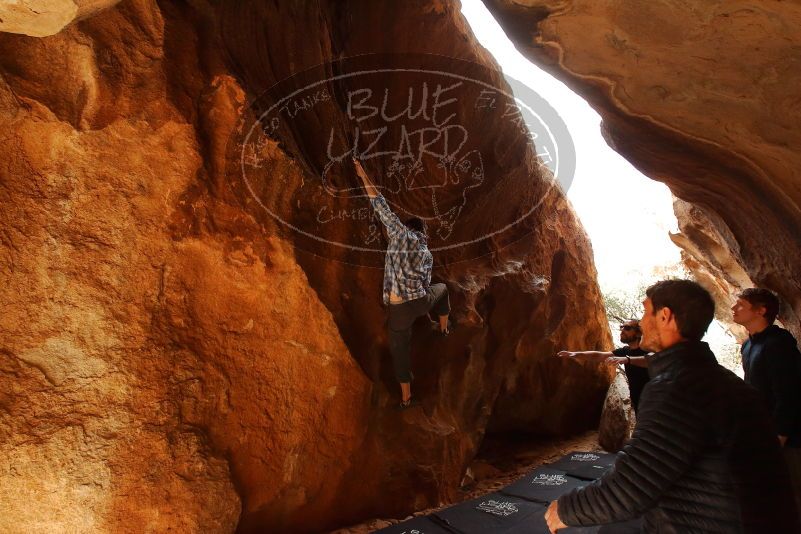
top-left (732, 287), bottom-right (801, 521)
top-left (557, 319), bottom-right (650, 413)
top-left (545, 279), bottom-right (800, 533)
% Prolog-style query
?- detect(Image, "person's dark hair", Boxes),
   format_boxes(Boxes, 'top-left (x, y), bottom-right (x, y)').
top-left (645, 279), bottom-right (715, 341)
top-left (405, 217), bottom-right (427, 236)
top-left (626, 320), bottom-right (642, 339)
top-left (738, 288), bottom-right (780, 324)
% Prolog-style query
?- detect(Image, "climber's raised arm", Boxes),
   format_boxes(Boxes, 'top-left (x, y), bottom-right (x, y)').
top-left (353, 157), bottom-right (379, 199)
top-left (354, 157), bottom-right (406, 239)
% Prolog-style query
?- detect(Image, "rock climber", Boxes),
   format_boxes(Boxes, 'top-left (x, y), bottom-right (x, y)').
top-left (353, 157), bottom-right (451, 410)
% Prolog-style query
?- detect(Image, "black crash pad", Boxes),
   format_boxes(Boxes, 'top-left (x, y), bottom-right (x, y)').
top-left (500, 466), bottom-right (589, 503)
top-left (546, 451), bottom-right (617, 480)
top-left (373, 515), bottom-right (453, 534)
top-left (433, 492), bottom-right (599, 533)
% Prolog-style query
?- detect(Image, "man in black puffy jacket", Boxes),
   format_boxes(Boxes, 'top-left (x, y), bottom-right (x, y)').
top-left (545, 279), bottom-right (800, 533)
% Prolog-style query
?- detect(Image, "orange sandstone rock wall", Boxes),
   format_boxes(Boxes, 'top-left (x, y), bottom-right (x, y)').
top-left (0, 0), bottom-right (123, 37)
top-left (670, 198), bottom-right (750, 341)
top-left (484, 0), bottom-right (801, 338)
top-left (0, 1), bottom-right (612, 532)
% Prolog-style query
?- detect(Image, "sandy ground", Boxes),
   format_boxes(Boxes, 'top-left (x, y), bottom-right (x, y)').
top-left (330, 430), bottom-right (602, 533)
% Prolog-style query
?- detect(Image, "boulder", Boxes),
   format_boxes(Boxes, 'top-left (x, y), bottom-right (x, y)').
top-left (484, 0), bottom-right (801, 338)
top-left (0, 1), bottom-right (614, 530)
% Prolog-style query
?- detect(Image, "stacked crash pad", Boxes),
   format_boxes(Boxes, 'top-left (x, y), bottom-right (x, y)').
top-left (375, 450), bottom-right (642, 533)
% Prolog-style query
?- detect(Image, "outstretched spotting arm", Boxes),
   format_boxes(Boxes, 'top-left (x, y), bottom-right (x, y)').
top-left (557, 350), bottom-right (614, 363)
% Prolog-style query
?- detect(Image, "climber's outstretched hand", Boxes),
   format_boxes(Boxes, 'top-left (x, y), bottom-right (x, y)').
top-left (353, 156), bottom-right (378, 198)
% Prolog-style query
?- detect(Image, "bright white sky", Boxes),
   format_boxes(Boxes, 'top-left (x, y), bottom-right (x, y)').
top-left (459, 0), bottom-right (741, 370)
top-left (459, 0), bottom-right (682, 294)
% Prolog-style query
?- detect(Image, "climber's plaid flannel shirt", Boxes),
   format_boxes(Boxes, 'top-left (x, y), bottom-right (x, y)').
top-left (369, 195), bottom-right (433, 305)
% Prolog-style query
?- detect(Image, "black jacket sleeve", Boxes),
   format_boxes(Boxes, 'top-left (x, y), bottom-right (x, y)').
top-left (557, 378), bottom-right (706, 526)
top-left (768, 337), bottom-right (801, 437)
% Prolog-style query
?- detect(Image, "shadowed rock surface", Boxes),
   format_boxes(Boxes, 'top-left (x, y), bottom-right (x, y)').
top-left (0, 1), bottom-right (613, 532)
top-left (483, 0), bottom-right (801, 338)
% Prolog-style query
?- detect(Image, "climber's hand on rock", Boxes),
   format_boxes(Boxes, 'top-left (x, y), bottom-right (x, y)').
top-left (353, 157), bottom-right (379, 197)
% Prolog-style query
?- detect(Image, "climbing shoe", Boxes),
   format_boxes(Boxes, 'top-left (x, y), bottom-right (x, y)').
top-left (395, 396), bottom-right (421, 411)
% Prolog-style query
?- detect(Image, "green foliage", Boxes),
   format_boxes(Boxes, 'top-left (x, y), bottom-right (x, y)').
top-left (601, 264), bottom-right (692, 325)
top-left (602, 284), bottom-right (647, 324)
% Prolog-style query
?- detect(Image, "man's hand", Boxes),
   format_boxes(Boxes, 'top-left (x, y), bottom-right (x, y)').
top-left (607, 356), bottom-right (629, 365)
top-left (557, 351), bottom-right (577, 359)
top-left (545, 501), bottom-right (568, 533)
top-left (779, 435), bottom-right (788, 447)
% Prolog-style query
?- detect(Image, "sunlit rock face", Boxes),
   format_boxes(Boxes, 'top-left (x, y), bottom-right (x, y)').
top-left (0, 0), bottom-right (122, 37)
top-left (0, 0), bottom-right (613, 531)
top-left (483, 0), bottom-right (801, 339)
top-left (598, 371), bottom-right (633, 452)
top-left (670, 198), bottom-right (751, 341)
